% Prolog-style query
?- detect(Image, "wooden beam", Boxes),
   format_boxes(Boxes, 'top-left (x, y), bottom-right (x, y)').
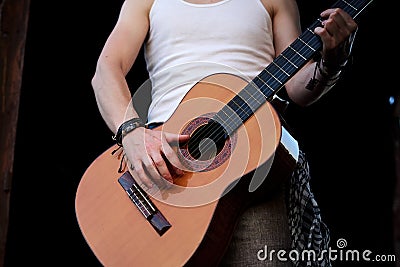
top-left (0, 0), bottom-right (31, 265)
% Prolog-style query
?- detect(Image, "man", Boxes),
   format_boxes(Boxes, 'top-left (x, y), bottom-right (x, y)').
top-left (91, 0), bottom-right (358, 265)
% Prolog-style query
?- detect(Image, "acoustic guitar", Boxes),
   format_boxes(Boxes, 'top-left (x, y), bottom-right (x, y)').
top-left (75, 0), bottom-right (372, 266)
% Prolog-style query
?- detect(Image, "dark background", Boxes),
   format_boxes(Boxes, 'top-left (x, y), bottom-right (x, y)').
top-left (4, 0), bottom-right (398, 266)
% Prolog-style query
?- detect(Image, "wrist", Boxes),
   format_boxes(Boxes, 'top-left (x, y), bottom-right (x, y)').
top-left (306, 57), bottom-right (343, 91)
top-left (320, 57), bottom-right (346, 75)
top-left (113, 117), bottom-right (145, 146)
top-left (320, 29), bottom-right (357, 75)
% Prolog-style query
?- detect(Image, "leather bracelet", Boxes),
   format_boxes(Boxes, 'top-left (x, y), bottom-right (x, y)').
top-left (320, 58), bottom-right (347, 75)
top-left (113, 118), bottom-right (145, 146)
top-left (318, 58), bottom-right (343, 80)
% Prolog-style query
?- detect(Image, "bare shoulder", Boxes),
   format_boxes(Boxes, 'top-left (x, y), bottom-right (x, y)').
top-left (260, 0), bottom-right (299, 19)
top-left (121, 0), bottom-right (155, 17)
top-left (260, 0), bottom-right (301, 55)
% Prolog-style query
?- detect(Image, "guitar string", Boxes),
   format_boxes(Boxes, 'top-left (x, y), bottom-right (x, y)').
top-left (185, 25), bottom-right (322, 160)
top-left (133, 0), bottom-right (367, 209)
top-left (131, 0), bottom-right (368, 225)
top-left (176, 0), bottom-right (365, 165)
top-left (184, 34), bottom-right (319, 161)
top-left (186, 36), bottom-right (319, 161)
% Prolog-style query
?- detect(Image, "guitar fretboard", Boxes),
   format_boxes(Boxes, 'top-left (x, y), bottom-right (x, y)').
top-left (213, 0), bottom-right (373, 136)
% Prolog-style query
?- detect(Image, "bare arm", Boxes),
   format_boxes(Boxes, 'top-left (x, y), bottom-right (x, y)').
top-left (91, 0), bottom-right (189, 188)
top-left (263, 0), bottom-right (358, 106)
top-left (91, 0), bottom-right (151, 132)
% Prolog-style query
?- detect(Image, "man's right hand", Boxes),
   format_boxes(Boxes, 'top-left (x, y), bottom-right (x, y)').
top-left (122, 127), bottom-right (190, 189)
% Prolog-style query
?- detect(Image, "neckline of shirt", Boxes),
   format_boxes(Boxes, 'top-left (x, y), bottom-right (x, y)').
top-left (179, 0), bottom-right (232, 8)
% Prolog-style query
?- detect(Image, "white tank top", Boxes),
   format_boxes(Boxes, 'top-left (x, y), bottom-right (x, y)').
top-left (144, 0), bottom-right (275, 123)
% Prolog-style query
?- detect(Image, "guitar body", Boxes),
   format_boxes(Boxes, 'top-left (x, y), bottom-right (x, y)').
top-left (74, 0), bottom-right (375, 263)
top-left (75, 73), bottom-right (298, 266)
top-left (75, 0), bottom-right (373, 263)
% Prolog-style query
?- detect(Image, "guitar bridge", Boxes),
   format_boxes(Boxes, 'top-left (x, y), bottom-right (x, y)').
top-left (118, 171), bottom-right (171, 236)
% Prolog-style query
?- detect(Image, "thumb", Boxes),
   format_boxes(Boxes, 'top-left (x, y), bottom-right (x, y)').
top-left (164, 132), bottom-right (190, 145)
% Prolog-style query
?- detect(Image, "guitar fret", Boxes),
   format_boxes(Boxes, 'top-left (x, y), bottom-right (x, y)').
top-left (211, 0), bottom-right (373, 135)
top-left (75, 3), bottom-right (375, 264)
top-left (281, 47), bottom-right (305, 70)
top-left (272, 61), bottom-right (290, 77)
top-left (306, 27), bottom-right (315, 34)
top-left (228, 97), bottom-right (252, 120)
top-left (214, 82), bottom-right (268, 136)
top-left (302, 30), bottom-right (321, 48)
top-left (253, 74), bottom-right (274, 92)
top-left (256, 74), bottom-right (277, 96)
top-left (337, 0), bottom-right (358, 14)
top-left (288, 45), bottom-right (307, 60)
top-left (213, 113), bottom-right (235, 134)
top-left (336, 0), bottom-right (372, 19)
top-left (280, 54), bottom-right (299, 70)
top-left (253, 75), bottom-right (267, 89)
top-left (340, 0), bottom-right (358, 13)
top-left (297, 37), bottom-right (317, 53)
top-left (214, 107), bottom-right (242, 135)
top-left (302, 32), bottom-right (320, 50)
top-left (241, 83), bottom-right (266, 107)
top-left (264, 69), bottom-right (282, 85)
top-left (292, 39), bottom-right (316, 60)
top-left (274, 55), bottom-right (298, 77)
top-left (219, 107), bottom-right (241, 127)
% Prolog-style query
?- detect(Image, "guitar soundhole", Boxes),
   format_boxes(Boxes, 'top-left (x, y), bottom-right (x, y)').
top-left (179, 113), bottom-right (237, 172)
top-left (187, 122), bottom-right (226, 160)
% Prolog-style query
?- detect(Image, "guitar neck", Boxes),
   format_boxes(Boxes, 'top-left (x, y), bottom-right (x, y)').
top-left (213, 0), bottom-right (373, 135)
top-left (256, 0), bottom-right (373, 98)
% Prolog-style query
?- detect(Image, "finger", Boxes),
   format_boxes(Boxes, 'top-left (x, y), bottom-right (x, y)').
top-left (161, 136), bottom-right (187, 172)
top-left (315, 15), bottom-right (339, 50)
top-left (331, 9), bottom-right (347, 28)
top-left (326, 12), bottom-right (352, 40)
top-left (162, 145), bottom-right (185, 175)
top-left (320, 8), bottom-right (336, 19)
top-left (142, 156), bottom-right (169, 187)
top-left (131, 161), bottom-right (154, 189)
top-left (314, 26), bottom-right (332, 44)
top-left (164, 132), bottom-right (190, 146)
top-left (149, 151), bottom-right (174, 183)
top-left (320, 9), bottom-right (356, 37)
top-left (166, 161), bottom-right (185, 179)
top-left (335, 8), bottom-right (357, 26)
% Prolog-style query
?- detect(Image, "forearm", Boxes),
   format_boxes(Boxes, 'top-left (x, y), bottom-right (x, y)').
top-left (284, 7), bottom-right (358, 107)
top-left (92, 61), bottom-right (140, 134)
top-left (286, 29), bottom-right (357, 106)
top-left (285, 56), bottom-right (344, 107)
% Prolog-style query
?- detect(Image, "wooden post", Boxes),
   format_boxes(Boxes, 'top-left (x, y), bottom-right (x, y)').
top-left (0, 0), bottom-right (31, 265)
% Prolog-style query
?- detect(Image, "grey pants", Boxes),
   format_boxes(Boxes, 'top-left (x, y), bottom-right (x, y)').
top-left (219, 183), bottom-right (292, 267)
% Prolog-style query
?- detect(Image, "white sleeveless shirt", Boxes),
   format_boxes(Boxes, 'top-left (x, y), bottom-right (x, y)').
top-left (144, 0), bottom-right (275, 123)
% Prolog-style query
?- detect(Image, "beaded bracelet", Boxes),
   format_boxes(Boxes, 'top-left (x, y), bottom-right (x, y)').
top-left (112, 117), bottom-right (145, 146)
